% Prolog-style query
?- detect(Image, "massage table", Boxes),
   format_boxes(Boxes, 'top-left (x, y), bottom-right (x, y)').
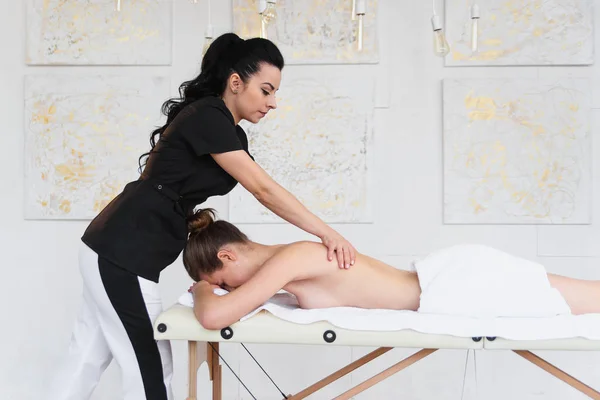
top-left (154, 303), bottom-right (600, 400)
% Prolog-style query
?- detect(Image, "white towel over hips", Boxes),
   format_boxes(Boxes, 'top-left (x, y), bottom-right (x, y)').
top-left (413, 244), bottom-right (572, 318)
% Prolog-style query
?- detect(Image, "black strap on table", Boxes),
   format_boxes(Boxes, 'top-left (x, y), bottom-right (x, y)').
top-left (208, 342), bottom-right (289, 399)
top-left (241, 343), bottom-right (289, 399)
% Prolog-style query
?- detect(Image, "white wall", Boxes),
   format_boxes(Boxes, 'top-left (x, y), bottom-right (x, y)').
top-left (1, 1), bottom-right (599, 399)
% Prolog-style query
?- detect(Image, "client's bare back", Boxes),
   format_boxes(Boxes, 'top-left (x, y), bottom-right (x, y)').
top-left (281, 242), bottom-right (422, 311)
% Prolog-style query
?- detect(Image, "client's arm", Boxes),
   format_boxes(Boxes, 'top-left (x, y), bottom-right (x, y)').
top-left (191, 246), bottom-right (304, 330)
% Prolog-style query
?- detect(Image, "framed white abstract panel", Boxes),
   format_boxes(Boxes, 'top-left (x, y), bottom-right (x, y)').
top-left (444, 0), bottom-right (593, 66)
top-left (232, 0), bottom-right (378, 64)
top-left (229, 75), bottom-right (375, 223)
top-left (26, 0), bottom-right (172, 65)
top-left (443, 78), bottom-right (591, 224)
top-left (24, 75), bottom-right (170, 220)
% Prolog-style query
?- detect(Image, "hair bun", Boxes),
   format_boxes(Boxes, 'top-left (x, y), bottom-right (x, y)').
top-left (187, 208), bottom-right (216, 235)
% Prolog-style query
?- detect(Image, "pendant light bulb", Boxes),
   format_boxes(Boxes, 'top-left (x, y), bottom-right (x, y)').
top-left (355, 0), bottom-right (366, 51)
top-left (431, 15), bottom-right (450, 57)
top-left (470, 4), bottom-right (480, 53)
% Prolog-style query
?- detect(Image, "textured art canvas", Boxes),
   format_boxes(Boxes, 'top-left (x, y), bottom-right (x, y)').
top-left (26, 0), bottom-right (172, 65)
top-left (443, 78), bottom-right (591, 224)
top-left (24, 75), bottom-right (170, 219)
top-left (229, 75), bottom-right (375, 223)
top-left (232, 0), bottom-right (378, 64)
top-left (444, 0), bottom-right (593, 66)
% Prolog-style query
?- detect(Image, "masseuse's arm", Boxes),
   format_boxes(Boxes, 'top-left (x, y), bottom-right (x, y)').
top-left (212, 150), bottom-right (356, 269)
top-left (192, 245), bottom-right (305, 330)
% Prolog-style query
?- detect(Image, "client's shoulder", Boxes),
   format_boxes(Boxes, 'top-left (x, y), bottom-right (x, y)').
top-left (269, 241), bottom-right (331, 279)
top-left (284, 240), bottom-right (328, 255)
top-left (268, 241), bottom-right (326, 260)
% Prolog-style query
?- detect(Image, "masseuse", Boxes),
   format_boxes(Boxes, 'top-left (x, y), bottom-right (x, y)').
top-left (50, 33), bottom-right (356, 400)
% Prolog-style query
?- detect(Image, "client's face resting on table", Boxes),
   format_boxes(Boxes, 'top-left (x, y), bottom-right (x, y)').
top-left (183, 209), bottom-right (278, 291)
top-left (196, 242), bottom-right (261, 291)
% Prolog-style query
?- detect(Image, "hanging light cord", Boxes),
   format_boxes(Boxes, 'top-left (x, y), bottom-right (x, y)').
top-left (207, 0), bottom-right (211, 26)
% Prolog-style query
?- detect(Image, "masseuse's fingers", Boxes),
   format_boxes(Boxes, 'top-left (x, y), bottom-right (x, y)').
top-left (342, 246), bottom-right (352, 269)
top-left (331, 235), bottom-right (354, 269)
top-left (325, 237), bottom-right (343, 269)
top-left (322, 232), bottom-right (356, 269)
top-left (326, 239), bottom-right (335, 263)
top-left (336, 244), bottom-right (345, 269)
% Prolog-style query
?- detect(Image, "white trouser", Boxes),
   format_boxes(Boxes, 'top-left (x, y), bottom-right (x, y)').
top-left (49, 243), bottom-right (173, 400)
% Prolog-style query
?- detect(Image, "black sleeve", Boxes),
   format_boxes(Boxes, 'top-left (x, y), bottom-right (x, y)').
top-left (236, 125), bottom-right (255, 161)
top-left (180, 105), bottom-right (243, 156)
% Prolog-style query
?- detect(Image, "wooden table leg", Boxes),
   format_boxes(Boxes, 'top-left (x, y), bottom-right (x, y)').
top-left (186, 341), bottom-right (207, 400)
top-left (208, 342), bottom-right (222, 400)
top-left (514, 350), bottom-right (600, 400)
top-left (334, 349), bottom-right (437, 400)
top-left (287, 347), bottom-right (393, 400)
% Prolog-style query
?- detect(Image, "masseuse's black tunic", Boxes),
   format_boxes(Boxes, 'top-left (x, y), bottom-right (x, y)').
top-left (81, 96), bottom-right (253, 282)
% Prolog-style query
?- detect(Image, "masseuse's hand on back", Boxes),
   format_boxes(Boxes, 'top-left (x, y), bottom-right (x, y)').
top-left (212, 150), bottom-right (356, 269)
top-left (319, 229), bottom-right (356, 269)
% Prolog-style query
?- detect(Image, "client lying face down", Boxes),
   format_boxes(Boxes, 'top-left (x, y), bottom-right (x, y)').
top-left (183, 209), bottom-right (600, 330)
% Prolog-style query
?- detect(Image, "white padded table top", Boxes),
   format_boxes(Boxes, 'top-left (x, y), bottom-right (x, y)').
top-left (153, 304), bottom-right (483, 349)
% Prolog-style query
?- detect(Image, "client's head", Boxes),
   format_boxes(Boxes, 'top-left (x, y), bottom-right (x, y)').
top-left (183, 208), bottom-right (254, 289)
